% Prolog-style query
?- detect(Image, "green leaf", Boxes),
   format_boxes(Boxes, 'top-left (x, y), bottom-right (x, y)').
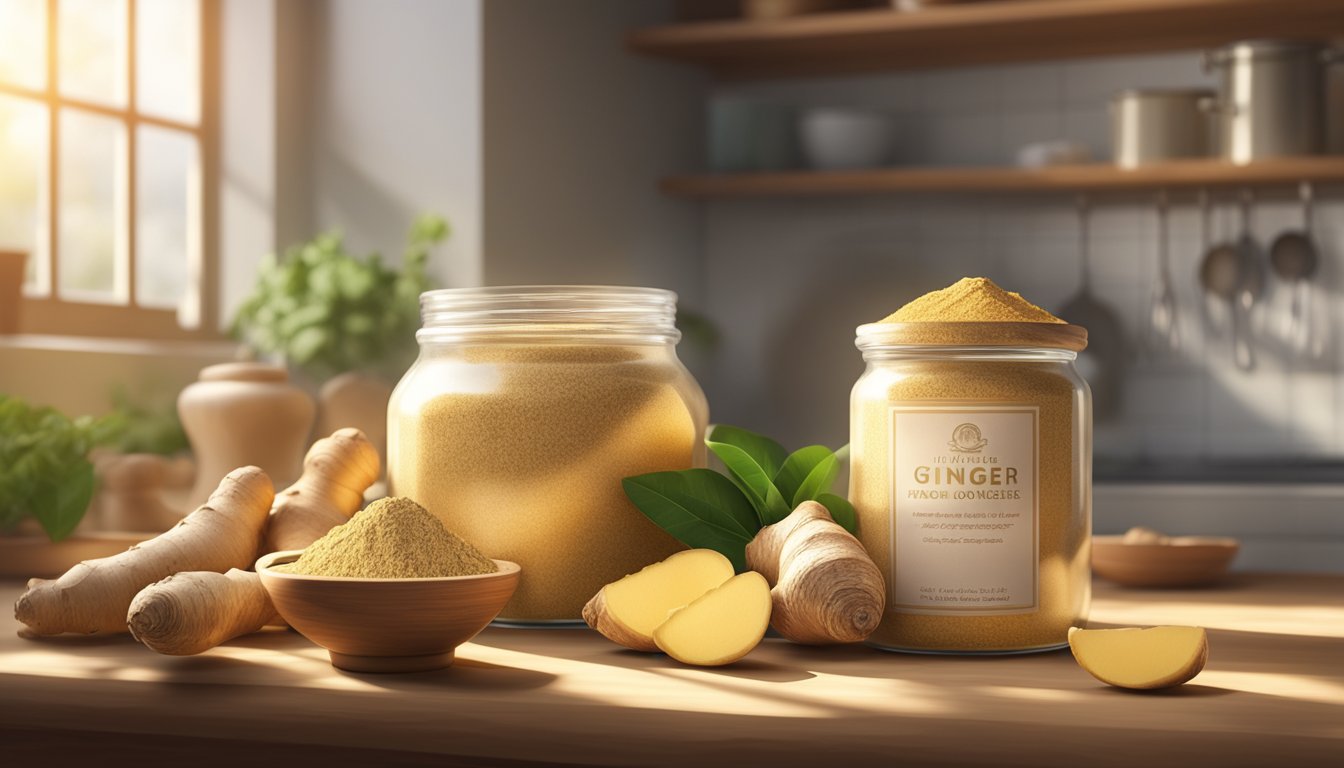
top-left (288, 325), bottom-right (329, 364)
top-left (29, 460), bottom-right (96, 542)
top-left (774, 445), bottom-right (834, 505)
top-left (622, 470), bottom-right (758, 571)
top-left (793, 451), bottom-right (841, 507)
top-left (706, 440), bottom-right (792, 526)
top-left (707, 425), bottom-right (787, 479)
top-left (816, 492), bottom-right (858, 536)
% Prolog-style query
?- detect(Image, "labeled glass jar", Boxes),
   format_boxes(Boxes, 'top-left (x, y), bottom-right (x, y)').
top-left (850, 322), bottom-right (1091, 653)
top-left (388, 286), bottom-right (708, 625)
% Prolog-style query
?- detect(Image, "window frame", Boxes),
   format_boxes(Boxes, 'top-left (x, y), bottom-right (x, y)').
top-left (0, 0), bottom-right (220, 341)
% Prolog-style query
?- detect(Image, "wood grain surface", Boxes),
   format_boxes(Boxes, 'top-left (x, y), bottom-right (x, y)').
top-left (2, 574), bottom-right (1341, 767)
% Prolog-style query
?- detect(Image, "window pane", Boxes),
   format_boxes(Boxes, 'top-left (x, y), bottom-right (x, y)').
top-left (0, 0), bottom-right (47, 90)
top-left (59, 0), bottom-right (128, 107)
top-left (0, 94), bottom-right (48, 293)
top-left (136, 0), bottom-right (199, 124)
top-left (136, 126), bottom-right (198, 309)
top-left (59, 108), bottom-right (126, 301)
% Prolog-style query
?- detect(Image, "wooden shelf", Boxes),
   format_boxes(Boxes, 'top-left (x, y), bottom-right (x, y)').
top-left (629, 0), bottom-right (1344, 79)
top-left (661, 157), bottom-right (1344, 198)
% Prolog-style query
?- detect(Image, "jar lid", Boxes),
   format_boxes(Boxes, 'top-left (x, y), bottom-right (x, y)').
top-left (418, 285), bottom-right (680, 344)
top-left (855, 321), bottom-right (1088, 352)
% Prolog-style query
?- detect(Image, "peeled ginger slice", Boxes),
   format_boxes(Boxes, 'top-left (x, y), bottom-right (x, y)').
top-left (583, 549), bottom-right (735, 652)
top-left (653, 571), bottom-right (771, 667)
top-left (1068, 626), bottom-right (1208, 690)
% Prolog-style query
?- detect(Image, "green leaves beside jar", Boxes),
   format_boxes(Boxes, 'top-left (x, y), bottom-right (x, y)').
top-left (0, 394), bottom-right (188, 542)
top-left (623, 425), bottom-right (856, 571)
top-left (231, 214), bottom-right (449, 382)
top-left (0, 396), bottom-right (122, 541)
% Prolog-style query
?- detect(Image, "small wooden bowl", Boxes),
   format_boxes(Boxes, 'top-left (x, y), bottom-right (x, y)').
top-left (1092, 535), bottom-right (1240, 588)
top-left (256, 551), bottom-right (521, 673)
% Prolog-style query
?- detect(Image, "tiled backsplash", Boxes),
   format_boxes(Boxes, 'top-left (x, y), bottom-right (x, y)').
top-left (699, 53), bottom-right (1342, 463)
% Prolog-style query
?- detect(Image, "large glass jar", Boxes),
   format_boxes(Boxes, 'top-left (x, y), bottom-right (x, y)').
top-left (850, 322), bottom-right (1091, 653)
top-left (388, 286), bottom-right (708, 625)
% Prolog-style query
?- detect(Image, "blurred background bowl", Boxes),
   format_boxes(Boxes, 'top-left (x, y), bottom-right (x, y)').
top-left (1092, 535), bottom-right (1240, 588)
top-left (799, 108), bottom-right (896, 170)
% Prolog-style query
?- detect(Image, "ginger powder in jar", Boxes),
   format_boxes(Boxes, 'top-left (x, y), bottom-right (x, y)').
top-left (850, 278), bottom-right (1091, 653)
top-left (388, 286), bottom-right (708, 625)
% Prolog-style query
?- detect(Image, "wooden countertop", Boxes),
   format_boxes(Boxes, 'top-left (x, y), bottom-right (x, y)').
top-left (3, 574), bottom-right (1342, 767)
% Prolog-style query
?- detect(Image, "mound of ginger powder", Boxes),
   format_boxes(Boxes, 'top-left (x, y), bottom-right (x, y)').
top-left (850, 277), bottom-right (1092, 654)
top-left (277, 497), bottom-right (497, 579)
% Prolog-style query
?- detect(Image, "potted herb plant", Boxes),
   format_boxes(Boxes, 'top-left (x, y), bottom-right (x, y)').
top-left (231, 215), bottom-right (449, 466)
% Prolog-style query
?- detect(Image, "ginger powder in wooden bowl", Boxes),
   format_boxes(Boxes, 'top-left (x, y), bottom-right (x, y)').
top-left (850, 278), bottom-right (1092, 654)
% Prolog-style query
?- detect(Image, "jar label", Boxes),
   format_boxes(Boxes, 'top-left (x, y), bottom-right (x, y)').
top-left (888, 405), bottom-right (1039, 615)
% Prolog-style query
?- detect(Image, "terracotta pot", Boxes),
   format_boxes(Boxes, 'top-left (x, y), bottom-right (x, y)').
top-left (316, 371), bottom-right (393, 473)
top-left (178, 362), bottom-right (316, 507)
top-left (0, 250), bottom-right (26, 334)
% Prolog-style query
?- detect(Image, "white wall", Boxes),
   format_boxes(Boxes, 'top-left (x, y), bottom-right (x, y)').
top-left (218, 0), bottom-right (279, 331)
top-left (301, 0), bottom-right (484, 289)
top-left (480, 0), bottom-right (706, 307)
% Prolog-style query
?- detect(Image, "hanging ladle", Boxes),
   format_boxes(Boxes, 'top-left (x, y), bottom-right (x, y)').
top-left (1199, 189), bottom-right (1262, 371)
top-left (1147, 189), bottom-right (1179, 355)
top-left (1269, 181), bottom-right (1319, 354)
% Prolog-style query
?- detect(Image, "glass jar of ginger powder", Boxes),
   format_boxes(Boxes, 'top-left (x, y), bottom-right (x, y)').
top-left (850, 278), bottom-right (1091, 653)
top-left (388, 286), bottom-right (708, 625)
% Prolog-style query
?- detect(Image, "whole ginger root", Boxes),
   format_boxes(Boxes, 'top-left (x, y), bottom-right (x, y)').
top-left (128, 569), bottom-right (279, 655)
top-left (746, 501), bottom-right (885, 645)
top-left (15, 467), bottom-right (275, 636)
top-left (264, 428), bottom-right (381, 554)
top-left (126, 429), bottom-right (380, 655)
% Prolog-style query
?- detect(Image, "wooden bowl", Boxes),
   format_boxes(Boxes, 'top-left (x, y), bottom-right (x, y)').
top-left (1092, 535), bottom-right (1240, 588)
top-left (256, 551), bottom-right (520, 673)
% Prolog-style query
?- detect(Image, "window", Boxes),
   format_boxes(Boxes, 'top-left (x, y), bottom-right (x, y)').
top-left (0, 0), bottom-right (216, 339)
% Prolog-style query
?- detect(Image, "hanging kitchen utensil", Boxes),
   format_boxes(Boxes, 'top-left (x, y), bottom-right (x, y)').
top-left (1058, 195), bottom-right (1127, 421)
top-left (1232, 189), bottom-right (1266, 371)
top-left (1196, 189), bottom-right (1231, 337)
top-left (1146, 190), bottom-right (1180, 356)
top-left (1199, 194), bottom-right (1247, 368)
top-left (1269, 181), bottom-right (1320, 357)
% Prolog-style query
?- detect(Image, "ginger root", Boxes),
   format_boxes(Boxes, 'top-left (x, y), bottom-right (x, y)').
top-left (128, 569), bottom-right (279, 655)
top-left (127, 429), bottom-right (381, 655)
top-left (652, 571), bottom-right (772, 666)
top-left (264, 428), bottom-right (381, 554)
top-left (14, 467), bottom-right (274, 635)
top-left (583, 549), bottom-right (734, 652)
top-left (745, 501), bottom-right (885, 645)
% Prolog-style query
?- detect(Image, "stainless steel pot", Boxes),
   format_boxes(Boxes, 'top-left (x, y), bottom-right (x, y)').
top-left (1203, 40), bottom-right (1338, 164)
top-left (1111, 89), bottom-right (1215, 168)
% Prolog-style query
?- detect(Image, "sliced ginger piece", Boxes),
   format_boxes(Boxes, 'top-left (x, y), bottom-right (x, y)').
top-left (653, 571), bottom-right (771, 667)
top-left (1068, 626), bottom-right (1208, 690)
top-left (583, 549), bottom-right (734, 651)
